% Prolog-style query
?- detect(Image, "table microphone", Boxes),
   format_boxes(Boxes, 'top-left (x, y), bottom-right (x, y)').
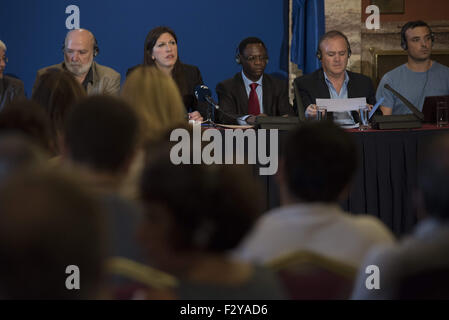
top-left (194, 85), bottom-right (239, 122)
top-left (384, 84), bottom-right (424, 120)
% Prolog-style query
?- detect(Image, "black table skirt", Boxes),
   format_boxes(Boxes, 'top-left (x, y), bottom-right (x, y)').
top-left (257, 125), bottom-right (449, 236)
top-left (209, 125), bottom-right (449, 236)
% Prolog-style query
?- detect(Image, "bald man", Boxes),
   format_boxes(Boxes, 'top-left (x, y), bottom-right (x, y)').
top-left (33, 29), bottom-right (120, 95)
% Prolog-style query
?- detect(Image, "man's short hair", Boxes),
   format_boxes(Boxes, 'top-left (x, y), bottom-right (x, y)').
top-left (0, 167), bottom-right (107, 299)
top-left (418, 134), bottom-right (449, 221)
top-left (238, 37), bottom-right (267, 55)
top-left (0, 40), bottom-right (6, 52)
top-left (400, 20), bottom-right (434, 50)
top-left (0, 133), bottom-right (46, 184)
top-left (0, 100), bottom-right (53, 154)
top-left (316, 30), bottom-right (351, 59)
top-left (283, 122), bottom-right (357, 203)
top-left (65, 95), bottom-right (139, 173)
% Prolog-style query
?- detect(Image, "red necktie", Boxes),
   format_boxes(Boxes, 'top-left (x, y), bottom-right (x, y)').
top-left (248, 83), bottom-right (261, 115)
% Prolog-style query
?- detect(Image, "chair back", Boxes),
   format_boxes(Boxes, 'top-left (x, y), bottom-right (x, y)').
top-left (266, 250), bottom-right (358, 300)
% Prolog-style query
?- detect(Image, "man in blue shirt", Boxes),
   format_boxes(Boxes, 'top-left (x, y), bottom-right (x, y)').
top-left (294, 31), bottom-right (376, 125)
top-left (378, 21), bottom-right (449, 115)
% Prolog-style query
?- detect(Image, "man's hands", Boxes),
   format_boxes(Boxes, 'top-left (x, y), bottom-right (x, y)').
top-left (246, 113), bottom-right (267, 125)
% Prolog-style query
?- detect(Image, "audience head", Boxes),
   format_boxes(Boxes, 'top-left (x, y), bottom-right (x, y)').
top-left (0, 133), bottom-right (47, 184)
top-left (282, 121), bottom-right (357, 203)
top-left (0, 167), bottom-right (107, 299)
top-left (400, 20), bottom-right (433, 61)
top-left (417, 134), bottom-right (449, 221)
top-left (63, 29), bottom-right (97, 77)
top-left (317, 30), bottom-right (351, 78)
top-left (121, 66), bottom-right (186, 143)
top-left (237, 37), bottom-right (268, 82)
top-left (32, 68), bottom-right (86, 151)
top-left (64, 95), bottom-right (139, 174)
top-left (143, 26), bottom-right (179, 71)
top-left (0, 40), bottom-right (6, 78)
top-left (139, 141), bottom-right (262, 271)
top-left (0, 100), bottom-right (54, 154)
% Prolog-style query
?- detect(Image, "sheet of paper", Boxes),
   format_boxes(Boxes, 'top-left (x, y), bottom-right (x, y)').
top-left (316, 98), bottom-right (367, 112)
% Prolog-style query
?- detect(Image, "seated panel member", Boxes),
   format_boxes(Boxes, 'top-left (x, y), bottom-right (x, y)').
top-left (294, 31), bottom-right (376, 125)
top-left (377, 21), bottom-right (449, 115)
top-left (127, 26), bottom-right (204, 122)
top-left (216, 37), bottom-right (295, 125)
top-left (0, 40), bottom-right (25, 111)
top-left (33, 29), bottom-right (120, 96)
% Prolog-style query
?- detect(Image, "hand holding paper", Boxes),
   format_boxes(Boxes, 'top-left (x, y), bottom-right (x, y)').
top-left (315, 98), bottom-right (367, 112)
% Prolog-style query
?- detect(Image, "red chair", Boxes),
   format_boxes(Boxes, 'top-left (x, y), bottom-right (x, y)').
top-left (266, 250), bottom-right (358, 300)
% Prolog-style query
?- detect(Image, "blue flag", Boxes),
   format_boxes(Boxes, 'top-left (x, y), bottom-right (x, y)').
top-left (291, 0), bottom-right (325, 74)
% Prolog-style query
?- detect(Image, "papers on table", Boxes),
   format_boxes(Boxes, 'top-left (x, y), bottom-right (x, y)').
top-left (316, 98), bottom-right (367, 112)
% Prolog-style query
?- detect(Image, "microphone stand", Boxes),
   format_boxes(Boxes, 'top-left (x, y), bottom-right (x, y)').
top-left (202, 98), bottom-right (219, 127)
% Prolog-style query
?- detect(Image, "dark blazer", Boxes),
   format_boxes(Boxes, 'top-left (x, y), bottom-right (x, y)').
top-left (0, 76), bottom-right (26, 111)
top-left (293, 68), bottom-right (377, 122)
top-left (216, 72), bottom-right (295, 125)
top-left (127, 62), bottom-right (208, 117)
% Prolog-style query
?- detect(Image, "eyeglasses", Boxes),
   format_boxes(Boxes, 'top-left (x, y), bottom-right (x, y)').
top-left (0, 56), bottom-right (8, 63)
top-left (242, 55), bottom-right (268, 63)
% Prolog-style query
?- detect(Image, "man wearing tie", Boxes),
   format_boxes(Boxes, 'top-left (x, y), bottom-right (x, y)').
top-left (216, 37), bottom-right (294, 125)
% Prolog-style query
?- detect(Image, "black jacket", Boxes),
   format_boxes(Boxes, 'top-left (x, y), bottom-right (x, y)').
top-left (216, 72), bottom-right (295, 124)
top-left (293, 68), bottom-right (377, 122)
top-left (0, 76), bottom-right (26, 111)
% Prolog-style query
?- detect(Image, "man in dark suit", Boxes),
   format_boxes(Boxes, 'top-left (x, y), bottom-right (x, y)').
top-left (293, 31), bottom-right (376, 124)
top-left (0, 40), bottom-right (25, 111)
top-left (216, 37), bottom-right (295, 125)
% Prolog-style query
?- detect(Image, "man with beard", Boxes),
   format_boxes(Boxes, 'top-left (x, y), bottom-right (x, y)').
top-left (33, 29), bottom-right (120, 96)
top-left (377, 21), bottom-right (449, 115)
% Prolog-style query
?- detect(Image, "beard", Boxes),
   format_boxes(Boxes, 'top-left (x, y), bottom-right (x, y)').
top-left (408, 49), bottom-right (431, 63)
top-left (65, 57), bottom-right (93, 76)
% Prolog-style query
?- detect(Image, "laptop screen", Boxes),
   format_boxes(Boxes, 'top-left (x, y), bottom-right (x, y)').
top-left (422, 96), bottom-right (449, 123)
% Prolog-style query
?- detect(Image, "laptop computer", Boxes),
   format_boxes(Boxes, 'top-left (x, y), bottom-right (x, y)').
top-left (422, 95), bottom-right (449, 123)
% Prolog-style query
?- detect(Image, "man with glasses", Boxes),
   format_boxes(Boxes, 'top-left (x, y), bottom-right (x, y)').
top-left (216, 37), bottom-right (294, 125)
top-left (33, 29), bottom-right (120, 96)
top-left (0, 40), bottom-right (25, 111)
top-left (377, 21), bottom-right (449, 115)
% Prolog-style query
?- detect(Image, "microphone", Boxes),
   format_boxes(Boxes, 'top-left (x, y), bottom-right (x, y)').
top-left (384, 84), bottom-right (424, 120)
top-left (194, 84), bottom-right (243, 123)
top-left (194, 85), bottom-right (219, 109)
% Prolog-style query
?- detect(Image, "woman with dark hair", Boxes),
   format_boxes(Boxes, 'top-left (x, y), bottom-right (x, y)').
top-left (32, 68), bottom-right (86, 154)
top-left (127, 26), bottom-right (206, 122)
